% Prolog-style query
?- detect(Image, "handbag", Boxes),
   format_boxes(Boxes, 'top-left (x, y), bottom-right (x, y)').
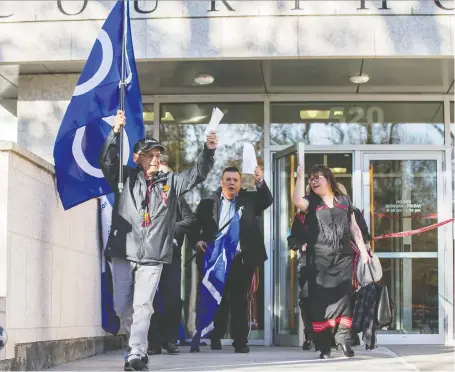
top-left (356, 245), bottom-right (383, 286)
top-left (368, 264), bottom-right (394, 328)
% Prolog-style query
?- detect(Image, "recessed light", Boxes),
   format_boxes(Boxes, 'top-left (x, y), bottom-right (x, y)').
top-left (350, 75), bottom-right (370, 84)
top-left (193, 73), bottom-right (215, 86)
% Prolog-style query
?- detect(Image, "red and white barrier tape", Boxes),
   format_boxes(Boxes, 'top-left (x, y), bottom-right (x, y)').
top-left (373, 218), bottom-right (454, 241)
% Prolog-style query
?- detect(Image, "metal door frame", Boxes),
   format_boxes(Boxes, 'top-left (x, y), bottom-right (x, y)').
top-left (362, 152), bottom-right (446, 344)
top-left (271, 144), bottom-right (299, 346)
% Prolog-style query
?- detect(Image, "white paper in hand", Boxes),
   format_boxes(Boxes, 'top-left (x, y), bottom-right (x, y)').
top-left (298, 142), bottom-right (305, 167)
top-left (242, 143), bottom-right (257, 174)
top-left (203, 107), bottom-right (224, 139)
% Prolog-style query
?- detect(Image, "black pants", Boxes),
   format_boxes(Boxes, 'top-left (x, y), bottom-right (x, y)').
top-left (210, 254), bottom-right (254, 347)
top-left (148, 254), bottom-right (182, 345)
top-left (297, 256), bottom-right (313, 339)
top-left (299, 299), bottom-right (313, 339)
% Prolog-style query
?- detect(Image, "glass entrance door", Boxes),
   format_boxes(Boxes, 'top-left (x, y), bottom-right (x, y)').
top-left (272, 144), bottom-right (302, 346)
top-left (272, 146), bottom-right (355, 346)
top-left (362, 153), bottom-right (445, 344)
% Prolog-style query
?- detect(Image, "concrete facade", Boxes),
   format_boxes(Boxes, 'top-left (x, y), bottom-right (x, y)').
top-left (0, 1), bottom-right (453, 63)
top-left (0, 142), bottom-right (103, 362)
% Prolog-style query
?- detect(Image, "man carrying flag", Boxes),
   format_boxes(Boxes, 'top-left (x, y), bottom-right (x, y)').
top-left (101, 110), bottom-right (217, 370)
top-left (192, 166), bottom-right (272, 353)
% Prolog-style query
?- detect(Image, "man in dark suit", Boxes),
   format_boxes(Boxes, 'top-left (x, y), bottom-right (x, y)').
top-left (147, 160), bottom-right (198, 355)
top-left (195, 166), bottom-right (273, 353)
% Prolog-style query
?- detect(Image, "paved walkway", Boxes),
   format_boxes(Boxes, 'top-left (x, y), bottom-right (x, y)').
top-left (48, 345), bottom-right (454, 371)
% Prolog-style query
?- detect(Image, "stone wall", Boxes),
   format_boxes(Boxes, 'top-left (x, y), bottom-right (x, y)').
top-left (0, 142), bottom-right (105, 363)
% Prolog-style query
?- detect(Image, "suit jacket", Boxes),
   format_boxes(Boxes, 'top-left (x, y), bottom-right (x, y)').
top-left (195, 181), bottom-right (273, 268)
top-left (174, 197), bottom-right (198, 253)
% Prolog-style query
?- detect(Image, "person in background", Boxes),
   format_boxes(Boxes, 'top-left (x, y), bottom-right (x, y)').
top-left (195, 166), bottom-right (273, 353)
top-left (287, 208), bottom-right (314, 351)
top-left (292, 164), bottom-right (370, 359)
top-left (147, 156), bottom-right (198, 356)
top-left (99, 110), bottom-right (218, 371)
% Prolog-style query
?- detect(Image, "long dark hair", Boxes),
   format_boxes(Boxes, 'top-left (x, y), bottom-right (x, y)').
top-left (307, 164), bottom-right (344, 197)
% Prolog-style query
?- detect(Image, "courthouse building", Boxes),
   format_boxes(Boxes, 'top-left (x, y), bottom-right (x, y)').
top-left (0, 0), bottom-right (454, 367)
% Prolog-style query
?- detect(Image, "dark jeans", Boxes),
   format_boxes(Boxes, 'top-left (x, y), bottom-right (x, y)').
top-left (147, 255), bottom-right (182, 346)
top-left (210, 254), bottom-right (254, 347)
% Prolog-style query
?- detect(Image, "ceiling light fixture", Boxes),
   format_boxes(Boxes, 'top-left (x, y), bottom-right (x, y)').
top-left (193, 73), bottom-right (215, 86)
top-left (350, 75), bottom-right (370, 84)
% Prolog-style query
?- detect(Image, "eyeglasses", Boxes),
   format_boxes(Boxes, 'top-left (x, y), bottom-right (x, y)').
top-left (308, 175), bottom-right (324, 184)
top-left (139, 153), bottom-right (162, 160)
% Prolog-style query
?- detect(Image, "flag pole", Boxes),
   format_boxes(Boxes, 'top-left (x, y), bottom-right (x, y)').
top-left (118, 0), bottom-right (127, 193)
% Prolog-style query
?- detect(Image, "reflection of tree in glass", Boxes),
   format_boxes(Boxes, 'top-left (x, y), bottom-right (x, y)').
top-left (270, 103), bottom-right (444, 145)
top-left (160, 122), bottom-right (264, 211)
top-left (372, 160), bottom-right (439, 253)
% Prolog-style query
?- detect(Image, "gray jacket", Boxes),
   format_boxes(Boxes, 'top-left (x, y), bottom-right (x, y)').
top-left (99, 130), bottom-right (215, 264)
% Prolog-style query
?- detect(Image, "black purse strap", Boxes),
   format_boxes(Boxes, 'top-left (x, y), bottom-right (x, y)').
top-left (367, 262), bottom-right (376, 283)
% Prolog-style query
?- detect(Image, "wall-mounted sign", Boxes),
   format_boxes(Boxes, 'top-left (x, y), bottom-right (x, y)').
top-left (385, 200), bottom-right (422, 214)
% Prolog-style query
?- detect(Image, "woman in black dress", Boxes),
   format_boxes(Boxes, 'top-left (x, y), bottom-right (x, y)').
top-left (293, 164), bottom-right (370, 359)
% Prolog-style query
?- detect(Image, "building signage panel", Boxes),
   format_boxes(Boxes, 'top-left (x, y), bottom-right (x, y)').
top-left (0, 0), bottom-right (453, 22)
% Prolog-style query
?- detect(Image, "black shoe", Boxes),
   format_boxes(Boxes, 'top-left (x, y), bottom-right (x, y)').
top-left (319, 348), bottom-right (331, 359)
top-left (147, 344), bottom-right (161, 355)
top-left (129, 356), bottom-right (148, 371)
top-left (189, 345), bottom-right (200, 353)
top-left (124, 362), bottom-right (133, 371)
top-left (337, 343), bottom-right (355, 357)
top-left (164, 341), bottom-right (180, 355)
top-left (234, 344), bottom-right (250, 353)
top-left (302, 338), bottom-right (314, 351)
top-left (210, 338), bottom-right (222, 350)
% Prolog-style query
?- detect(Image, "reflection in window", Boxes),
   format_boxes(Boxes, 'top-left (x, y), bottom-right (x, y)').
top-left (450, 101), bottom-right (454, 147)
top-left (271, 102), bottom-right (445, 145)
top-left (159, 103), bottom-right (264, 208)
top-left (142, 103), bottom-right (154, 138)
top-left (380, 258), bottom-right (438, 334)
top-left (452, 101), bottom-right (455, 340)
top-left (371, 160), bottom-right (438, 253)
top-left (159, 103), bottom-right (265, 340)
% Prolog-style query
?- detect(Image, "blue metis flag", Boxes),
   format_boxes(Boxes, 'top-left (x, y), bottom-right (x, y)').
top-left (100, 193), bottom-right (120, 334)
top-left (190, 209), bottom-right (243, 352)
top-left (53, 0), bottom-right (144, 210)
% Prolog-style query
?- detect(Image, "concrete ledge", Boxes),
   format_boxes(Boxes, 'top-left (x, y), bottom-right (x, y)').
top-left (0, 335), bottom-right (125, 371)
top-left (0, 141), bottom-right (55, 175)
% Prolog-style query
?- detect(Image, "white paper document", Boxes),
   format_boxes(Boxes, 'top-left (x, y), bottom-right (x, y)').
top-left (242, 143), bottom-right (257, 174)
top-left (298, 142), bottom-right (305, 166)
top-left (203, 107), bottom-right (224, 138)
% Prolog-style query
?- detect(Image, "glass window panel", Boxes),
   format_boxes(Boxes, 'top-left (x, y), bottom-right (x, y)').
top-left (275, 152), bottom-right (299, 336)
top-left (379, 258), bottom-right (438, 334)
top-left (271, 102), bottom-right (445, 145)
top-left (142, 103), bottom-right (154, 138)
top-left (452, 104), bottom-right (455, 339)
top-left (450, 101), bottom-right (454, 147)
top-left (370, 159), bottom-right (438, 253)
top-left (159, 102), bottom-right (265, 340)
top-left (450, 101), bottom-right (454, 124)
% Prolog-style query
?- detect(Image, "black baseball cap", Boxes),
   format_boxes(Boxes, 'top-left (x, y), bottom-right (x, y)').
top-left (133, 138), bottom-right (165, 154)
